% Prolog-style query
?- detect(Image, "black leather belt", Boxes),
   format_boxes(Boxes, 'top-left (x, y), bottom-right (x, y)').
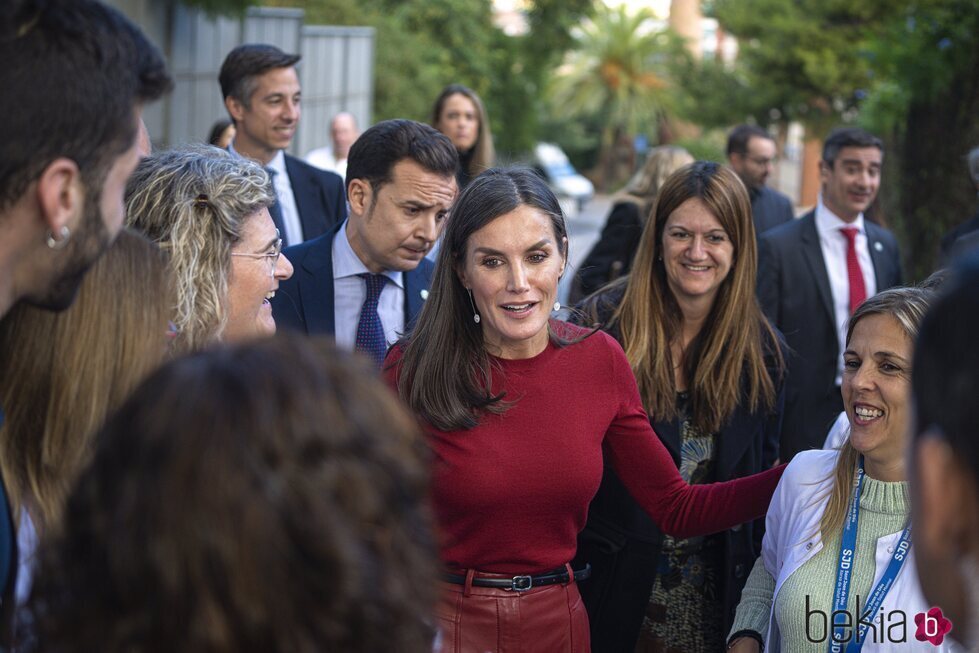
top-left (442, 564), bottom-right (591, 592)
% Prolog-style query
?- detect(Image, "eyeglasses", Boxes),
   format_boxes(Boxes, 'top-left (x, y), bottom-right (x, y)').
top-left (746, 155), bottom-right (776, 168)
top-left (230, 230), bottom-right (283, 278)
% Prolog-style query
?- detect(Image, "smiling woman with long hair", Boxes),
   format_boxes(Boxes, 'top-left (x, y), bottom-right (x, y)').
top-left (727, 286), bottom-right (956, 653)
top-left (572, 161), bottom-right (786, 652)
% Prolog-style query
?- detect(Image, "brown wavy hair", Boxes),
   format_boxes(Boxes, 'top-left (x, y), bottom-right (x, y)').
top-left (593, 161), bottom-right (783, 433)
top-left (28, 334), bottom-right (437, 653)
top-left (0, 229), bottom-right (170, 534)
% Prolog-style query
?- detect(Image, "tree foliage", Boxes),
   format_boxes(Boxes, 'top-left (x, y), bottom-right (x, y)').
top-left (549, 5), bottom-right (685, 189)
top-left (684, 0), bottom-right (979, 278)
top-left (263, 0), bottom-right (592, 157)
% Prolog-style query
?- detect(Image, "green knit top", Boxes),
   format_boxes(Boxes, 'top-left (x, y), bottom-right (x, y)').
top-left (730, 475), bottom-right (910, 651)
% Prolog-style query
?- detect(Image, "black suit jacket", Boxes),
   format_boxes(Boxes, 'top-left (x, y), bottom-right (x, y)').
top-left (270, 223), bottom-right (434, 337)
top-left (750, 185), bottom-right (795, 236)
top-left (283, 154), bottom-right (347, 242)
top-left (570, 284), bottom-right (785, 652)
top-left (757, 211), bottom-right (902, 460)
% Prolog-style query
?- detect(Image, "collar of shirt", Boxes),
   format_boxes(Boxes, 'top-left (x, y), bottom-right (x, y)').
top-left (815, 195), bottom-right (866, 238)
top-left (332, 220), bottom-right (404, 289)
top-left (266, 148), bottom-right (287, 177)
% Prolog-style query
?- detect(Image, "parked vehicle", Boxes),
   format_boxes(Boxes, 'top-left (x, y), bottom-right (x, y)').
top-left (532, 142), bottom-right (594, 211)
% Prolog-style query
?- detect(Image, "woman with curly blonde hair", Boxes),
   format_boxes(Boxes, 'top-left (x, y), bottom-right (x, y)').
top-left (126, 145), bottom-right (294, 354)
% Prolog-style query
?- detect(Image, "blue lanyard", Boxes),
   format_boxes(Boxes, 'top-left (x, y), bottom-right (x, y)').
top-left (829, 457), bottom-right (912, 653)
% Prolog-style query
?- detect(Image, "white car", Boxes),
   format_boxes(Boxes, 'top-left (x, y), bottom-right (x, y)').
top-left (532, 143), bottom-right (594, 212)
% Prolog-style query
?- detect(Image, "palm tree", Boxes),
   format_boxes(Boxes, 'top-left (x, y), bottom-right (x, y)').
top-left (550, 4), bottom-right (680, 190)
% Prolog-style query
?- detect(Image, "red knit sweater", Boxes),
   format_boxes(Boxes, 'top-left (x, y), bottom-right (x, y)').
top-left (385, 325), bottom-right (783, 574)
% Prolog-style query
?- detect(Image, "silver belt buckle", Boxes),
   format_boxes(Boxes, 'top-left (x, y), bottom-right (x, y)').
top-left (509, 575), bottom-right (533, 591)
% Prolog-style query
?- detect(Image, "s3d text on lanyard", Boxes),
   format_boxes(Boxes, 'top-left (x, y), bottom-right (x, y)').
top-left (829, 456), bottom-right (912, 652)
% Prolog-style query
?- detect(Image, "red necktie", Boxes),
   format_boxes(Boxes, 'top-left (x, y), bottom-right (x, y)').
top-left (840, 227), bottom-right (866, 314)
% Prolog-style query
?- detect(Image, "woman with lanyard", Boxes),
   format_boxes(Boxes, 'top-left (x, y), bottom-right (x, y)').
top-left (385, 167), bottom-right (785, 652)
top-left (728, 286), bottom-right (958, 652)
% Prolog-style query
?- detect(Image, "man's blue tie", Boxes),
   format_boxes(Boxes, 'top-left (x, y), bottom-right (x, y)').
top-left (355, 273), bottom-right (389, 367)
top-left (265, 167), bottom-right (287, 245)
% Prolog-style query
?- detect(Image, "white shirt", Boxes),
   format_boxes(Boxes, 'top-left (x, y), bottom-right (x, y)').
top-left (822, 410), bottom-right (850, 450)
top-left (815, 198), bottom-right (877, 385)
top-left (306, 146), bottom-right (347, 179)
top-left (332, 220), bottom-right (405, 351)
top-left (228, 142), bottom-right (304, 247)
top-left (265, 149), bottom-right (304, 247)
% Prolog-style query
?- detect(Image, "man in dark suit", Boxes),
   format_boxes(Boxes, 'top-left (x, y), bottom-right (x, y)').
top-left (727, 125), bottom-right (795, 236)
top-left (940, 146), bottom-right (979, 261)
top-left (758, 127), bottom-right (902, 461)
top-left (219, 44), bottom-right (346, 247)
top-left (271, 120), bottom-right (458, 366)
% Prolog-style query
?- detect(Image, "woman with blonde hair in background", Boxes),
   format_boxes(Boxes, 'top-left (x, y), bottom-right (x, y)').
top-left (0, 229), bottom-right (171, 605)
top-left (574, 145), bottom-right (694, 300)
top-left (573, 161), bottom-right (785, 652)
top-left (126, 145), bottom-right (294, 354)
top-left (431, 84), bottom-right (496, 190)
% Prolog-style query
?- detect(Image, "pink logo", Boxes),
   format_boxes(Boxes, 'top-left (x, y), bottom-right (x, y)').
top-left (915, 607), bottom-right (953, 646)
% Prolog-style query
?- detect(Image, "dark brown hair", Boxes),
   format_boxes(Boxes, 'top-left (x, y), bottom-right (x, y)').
top-left (29, 335), bottom-right (437, 653)
top-left (395, 167), bottom-right (572, 431)
top-left (0, 0), bottom-right (171, 209)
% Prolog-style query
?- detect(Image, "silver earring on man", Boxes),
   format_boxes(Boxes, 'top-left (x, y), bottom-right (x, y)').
top-left (467, 288), bottom-right (480, 324)
top-left (553, 301), bottom-right (561, 312)
top-left (46, 225), bottom-right (71, 250)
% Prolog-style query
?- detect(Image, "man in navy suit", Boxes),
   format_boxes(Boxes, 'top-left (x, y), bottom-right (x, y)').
top-left (219, 44), bottom-right (346, 247)
top-left (272, 120), bottom-right (458, 361)
top-left (727, 124), bottom-right (795, 237)
top-left (758, 128), bottom-right (902, 461)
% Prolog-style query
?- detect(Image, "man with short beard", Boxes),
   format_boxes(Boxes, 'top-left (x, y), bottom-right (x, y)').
top-left (726, 125), bottom-right (795, 237)
top-left (0, 0), bottom-right (171, 641)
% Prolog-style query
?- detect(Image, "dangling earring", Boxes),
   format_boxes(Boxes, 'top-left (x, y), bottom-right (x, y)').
top-left (553, 301), bottom-right (561, 312)
top-left (467, 288), bottom-right (480, 324)
top-left (46, 225), bottom-right (71, 250)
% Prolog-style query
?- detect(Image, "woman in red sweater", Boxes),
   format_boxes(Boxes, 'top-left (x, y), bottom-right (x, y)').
top-left (384, 167), bottom-right (784, 653)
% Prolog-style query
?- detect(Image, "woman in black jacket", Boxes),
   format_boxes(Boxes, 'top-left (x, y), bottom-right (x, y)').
top-left (571, 162), bottom-right (785, 652)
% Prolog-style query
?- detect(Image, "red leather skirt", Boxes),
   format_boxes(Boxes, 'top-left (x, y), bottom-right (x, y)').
top-left (435, 568), bottom-right (591, 653)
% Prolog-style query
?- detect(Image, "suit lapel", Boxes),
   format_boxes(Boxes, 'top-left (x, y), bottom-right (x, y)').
top-left (299, 231), bottom-right (337, 334)
top-left (402, 261), bottom-right (434, 330)
top-left (800, 213), bottom-right (835, 326)
top-left (865, 222), bottom-right (890, 288)
top-left (284, 155), bottom-right (322, 241)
